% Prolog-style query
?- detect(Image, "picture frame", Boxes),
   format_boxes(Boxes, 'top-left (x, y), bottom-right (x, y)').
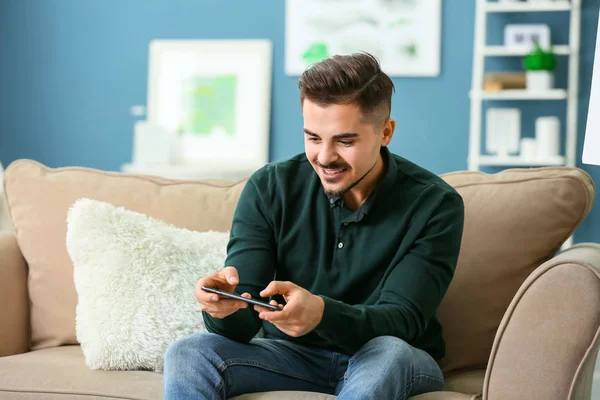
top-left (504, 24), bottom-right (551, 51)
top-left (146, 39), bottom-right (272, 178)
top-left (285, 0), bottom-right (442, 77)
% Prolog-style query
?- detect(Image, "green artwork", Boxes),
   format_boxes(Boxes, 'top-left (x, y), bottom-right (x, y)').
top-left (302, 42), bottom-right (330, 65)
top-left (286, 0), bottom-right (441, 76)
top-left (179, 75), bottom-right (238, 136)
top-left (387, 18), bottom-right (410, 29)
top-left (403, 43), bottom-right (418, 57)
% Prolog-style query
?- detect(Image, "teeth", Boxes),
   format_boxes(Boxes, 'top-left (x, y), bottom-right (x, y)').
top-left (324, 169), bottom-right (343, 174)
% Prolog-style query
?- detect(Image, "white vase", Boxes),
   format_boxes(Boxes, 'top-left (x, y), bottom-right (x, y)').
top-left (527, 71), bottom-right (554, 91)
top-left (535, 116), bottom-right (560, 159)
top-left (520, 138), bottom-right (537, 160)
top-left (486, 108), bottom-right (521, 156)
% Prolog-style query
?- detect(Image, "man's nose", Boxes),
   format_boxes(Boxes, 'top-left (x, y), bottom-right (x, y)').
top-left (318, 143), bottom-right (338, 166)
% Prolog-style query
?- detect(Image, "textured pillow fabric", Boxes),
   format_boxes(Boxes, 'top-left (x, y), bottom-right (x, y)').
top-left (66, 198), bottom-right (229, 372)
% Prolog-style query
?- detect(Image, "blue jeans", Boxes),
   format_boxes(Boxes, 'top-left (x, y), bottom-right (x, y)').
top-left (163, 332), bottom-right (444, 400)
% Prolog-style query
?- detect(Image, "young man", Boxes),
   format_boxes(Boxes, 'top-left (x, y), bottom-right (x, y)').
top-left (163, 52), bottom-right (465, 400)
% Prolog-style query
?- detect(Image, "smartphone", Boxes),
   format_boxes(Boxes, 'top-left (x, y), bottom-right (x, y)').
top-left (201, 286), bottom-right (281, 311)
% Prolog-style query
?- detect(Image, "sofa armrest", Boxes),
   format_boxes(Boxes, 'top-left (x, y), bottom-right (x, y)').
top-left (483, 243), bottom-right (600, 400)
top-left (0, 233), bottom-right (29, 357)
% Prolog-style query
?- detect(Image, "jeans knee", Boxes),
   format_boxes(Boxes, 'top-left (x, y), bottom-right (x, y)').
top-left (343, 336), bottom-right (444, 399)
top-left (364, 336), bottom-right (411, 353)
top-left (164, 332), bottom-right (221, 373)
top-left (359, 336), bottom-right (413, 366)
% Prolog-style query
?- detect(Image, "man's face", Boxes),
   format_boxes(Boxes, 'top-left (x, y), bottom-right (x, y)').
top-left (302, 99), bottom-right (391, 197)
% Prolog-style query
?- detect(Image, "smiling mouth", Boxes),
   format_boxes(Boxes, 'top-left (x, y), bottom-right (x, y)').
top-left (321, 167), bottom-right (348, 179)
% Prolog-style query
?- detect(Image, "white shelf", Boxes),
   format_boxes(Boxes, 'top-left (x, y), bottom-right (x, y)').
top-left (483, 45), bottom-right (571, 56)
top-left (485, 1), bottom-right (572, 13)
top-left (478, 155), bottom-right (566, 166)
top-left (470, 89), bottom-right (568, 100)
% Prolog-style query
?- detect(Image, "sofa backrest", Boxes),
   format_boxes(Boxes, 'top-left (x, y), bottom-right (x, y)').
top-left (4, 160), bottom-right (247, 350)
top-left (3, 160), bottom-right (595, 376)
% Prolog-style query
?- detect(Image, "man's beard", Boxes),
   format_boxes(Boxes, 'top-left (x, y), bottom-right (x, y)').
top-left (318, 159), bottom-right (378, 197)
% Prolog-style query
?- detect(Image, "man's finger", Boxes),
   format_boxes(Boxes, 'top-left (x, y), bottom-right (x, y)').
top-left (222, 266), bottom-right (239, 285)
top-left (195, 281), bottom-right (219, 303)
top-left (253, 300), bottom-right (283, 313)
top-left (269, 300), bottom-right (284, 311)
top-left (201, 298), bottom-right (248, 312)
top-left (259, 306), bottom-right (288, 322)
top-left (260, 281), bottom-right (294, 297)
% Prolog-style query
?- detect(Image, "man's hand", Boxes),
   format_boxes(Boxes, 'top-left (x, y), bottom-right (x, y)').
top-left (253, 281), bottom-right (325, 337)
top-left (195, 266), bottom-right (251, 319)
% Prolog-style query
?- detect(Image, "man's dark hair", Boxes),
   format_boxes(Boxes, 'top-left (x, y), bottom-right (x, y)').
top-left (298, 52), bottom-right (395, 125)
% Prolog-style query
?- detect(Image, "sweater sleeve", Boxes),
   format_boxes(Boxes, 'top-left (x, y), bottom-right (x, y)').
top-left (202, 175), bottom-right (277, 343)
top-left (312, 192), bottom-right (464, 354)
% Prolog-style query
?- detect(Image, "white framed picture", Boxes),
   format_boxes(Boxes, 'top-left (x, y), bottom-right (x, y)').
top-left (285, 0), bottom-right (442, 76)
top-left (504, 24), bottom-right (551, 51)
top-left (146, 39), bottom-right (272, 177)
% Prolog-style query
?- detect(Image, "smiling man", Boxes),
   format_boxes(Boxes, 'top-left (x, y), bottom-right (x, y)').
top-left (164, 52), bottom-right (465, 400)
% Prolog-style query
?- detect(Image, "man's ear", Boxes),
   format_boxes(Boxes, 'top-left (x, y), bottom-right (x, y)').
top-left (381, 118), bottom-right (395, 146)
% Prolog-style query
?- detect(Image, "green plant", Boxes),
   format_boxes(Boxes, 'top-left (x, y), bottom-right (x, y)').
top-left (523, 43), bottom-right (558, 71)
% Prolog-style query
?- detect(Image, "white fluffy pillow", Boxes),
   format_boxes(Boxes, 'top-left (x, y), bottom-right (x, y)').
top-left (66, 198), bottom-right (229, 372)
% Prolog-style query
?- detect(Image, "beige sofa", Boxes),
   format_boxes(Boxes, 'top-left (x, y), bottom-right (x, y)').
top-left (1, 159), bottom-right (599, 400)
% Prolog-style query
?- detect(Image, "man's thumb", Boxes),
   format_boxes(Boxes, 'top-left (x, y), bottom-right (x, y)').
top-left (260, 281), bottom-right (293, 297)
top-left (222, 266), bottom-right (239, 285)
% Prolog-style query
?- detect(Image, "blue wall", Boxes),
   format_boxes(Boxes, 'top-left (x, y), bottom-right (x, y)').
top-left (1, 0), bottom-right (599, 243)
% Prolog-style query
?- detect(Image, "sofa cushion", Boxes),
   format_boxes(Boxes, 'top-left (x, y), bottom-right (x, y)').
top-left (437, 167), bottom-right (594, 375)
top-left (66, 198), bottom-right (230, 372)
top-left (3, 160), bottom-right (247, 351)
top-left (0, 346), bottom-right (474, 400)
top-left (0, 346), bottom-right (162, 399)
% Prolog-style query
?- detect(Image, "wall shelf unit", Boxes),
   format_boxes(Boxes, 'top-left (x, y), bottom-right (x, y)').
top-left (469, 0), bottom-right (580, 171)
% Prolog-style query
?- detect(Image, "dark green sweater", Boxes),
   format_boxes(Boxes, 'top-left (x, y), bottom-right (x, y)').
top-left (203, 147), bottom-right (464, 360)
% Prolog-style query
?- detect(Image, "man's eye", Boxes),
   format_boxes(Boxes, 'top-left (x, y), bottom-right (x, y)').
top-left (308, 137), bottom-right (320, 142)
top-left (339, 141), bottom-right (354, 146)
